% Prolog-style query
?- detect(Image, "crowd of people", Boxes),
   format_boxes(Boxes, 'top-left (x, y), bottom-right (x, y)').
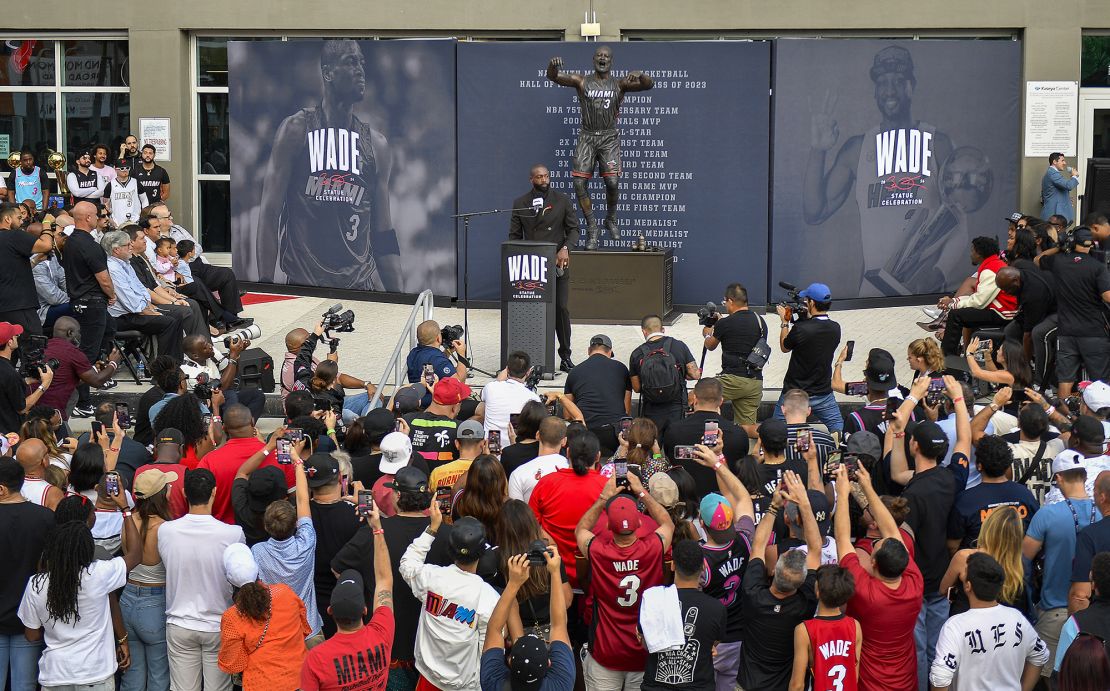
top-left (2, 146), bottom-right (1110, 691)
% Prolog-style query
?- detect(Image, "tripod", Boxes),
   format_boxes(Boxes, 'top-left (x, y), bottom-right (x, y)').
top-left (450, 206), bottom-right (536, 379)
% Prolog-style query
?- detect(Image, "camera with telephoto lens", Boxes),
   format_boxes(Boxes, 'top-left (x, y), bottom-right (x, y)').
top-left (440, 324), bottom-right (464, 345)
top-left (777, 281), bottom-right (809, 322)
top-left (321, 303), bottom-right (356, 334)
top-left (19, 335), bottom-right (60, 378)
top-left (696, 301), bottom-right (721, 327)
top-left (223, 324), bottom-right (261, 349)
top-left (193, 371), bottom-right (218, 402)
top-left (527, 539), bottom-right (549, 567)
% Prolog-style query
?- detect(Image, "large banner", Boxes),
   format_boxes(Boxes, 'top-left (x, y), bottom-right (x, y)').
top-left (229, 39), bottom-right (457, 296)
top-left (771, 40), bottom-right (1021, 300)
top-left (458, 42), bottom-right (771, 305)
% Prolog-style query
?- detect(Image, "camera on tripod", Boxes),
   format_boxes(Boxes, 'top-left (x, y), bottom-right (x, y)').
top-left (223, 324), bottom-right (261, 349)
top-left (193, 371), bottom-right (218, 402)
top-left (777, 281), bottom-right (809, 322)
top-left (19, 335), bottom-right (59, 379)
top-left (321, 303), bottom-right (356, 335)
top-left (696, 302), bottom-right (721, 327)
top-left (440, 324), bottom-right (464, 345)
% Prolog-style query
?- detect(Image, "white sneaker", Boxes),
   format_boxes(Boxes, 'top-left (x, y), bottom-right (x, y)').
top-left (921, 306), bottom-right (943, 320)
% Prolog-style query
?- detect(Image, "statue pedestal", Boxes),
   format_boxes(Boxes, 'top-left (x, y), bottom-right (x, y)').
top-left (568, 249), bottom-right (674, 324)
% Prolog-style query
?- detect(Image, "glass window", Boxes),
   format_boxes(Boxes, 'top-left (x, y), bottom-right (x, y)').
top-left (61, 40), bottom-right (129, 87)
top-left (1083, 36), bottom-right (1110, 88)
top-left (199, 180), bottom-right (231, 252)
top-left (198, 93), bottom-right (229, 174)
top-left (0, 93), bottom-right (57, 159)
top-left (0, 39), bottom-right (55, 87)
top-left (62, 92), bottom-right (130, 162)
top-left (197, 37), bottom-right (229, 87)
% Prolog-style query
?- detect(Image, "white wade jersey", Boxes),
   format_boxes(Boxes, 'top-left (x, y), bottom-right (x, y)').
top-left (103, 178), bottom-right (148, 226)
top-left (854, 122), bottom-right (937, 276)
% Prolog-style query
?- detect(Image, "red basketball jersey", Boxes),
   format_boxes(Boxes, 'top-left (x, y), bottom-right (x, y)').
top-left (804, 614), bottom-right (859, 691)
top-left (586, 533), bottom-right (665, 671)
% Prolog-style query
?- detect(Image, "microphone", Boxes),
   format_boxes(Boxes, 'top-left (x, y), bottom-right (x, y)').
top-left (532, 198), bottom-right (543, 217)
top-left (705, 301), bottom-right (719, 315)
top-left (323, 303), bottom-right (343, 315)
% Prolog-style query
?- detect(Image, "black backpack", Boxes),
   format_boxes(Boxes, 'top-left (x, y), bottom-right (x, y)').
top-left (638, 338), bottom-right (684, 404)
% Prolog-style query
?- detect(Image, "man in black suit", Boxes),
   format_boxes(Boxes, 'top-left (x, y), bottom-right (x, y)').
top-left (509, 164), bottom-right (579, 371)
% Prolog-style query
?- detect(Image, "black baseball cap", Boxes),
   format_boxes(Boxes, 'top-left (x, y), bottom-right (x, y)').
top-left (246, 466), bottom-right (288, 513)
top-left (807, 489), bottom-right (832, 537)
top-left (510, 634), bottom-right (551, 690)
top-left (1074, 415), bottom-right (1106, 447)
top-left (156, 428), bottom-right (184, 446)
top-left (864, 349), bottom-right (896, 390)
top-left (845, 431), bottom-right (882, 462)
top-left (360, 408), bottom-right (396, 445)
top-left (448, 516), bottom-right (487, 562)
top-left (589, 334), bottom-right (613, 350)
top-left (758, 418), bottom-right (788, 447)
top-left (393, 385), bottom-right (424, 414)
top-left (330, 569), bottom-right (366, 620)
top-left (303, 453), bottom-right (339, 489)
top-left (1073, 226), bottom-right (1096, 246)
top-left (385, 466), bottom-right (428, 493)
top-left (911, 421), bottom-right (949, 460)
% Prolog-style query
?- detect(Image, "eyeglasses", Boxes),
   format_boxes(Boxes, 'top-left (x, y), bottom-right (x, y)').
top-left (152, 215), bottom-right (171, 220)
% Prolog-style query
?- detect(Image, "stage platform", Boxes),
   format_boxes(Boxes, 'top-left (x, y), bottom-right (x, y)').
top-left (75, 291), bottom-right (937, 434)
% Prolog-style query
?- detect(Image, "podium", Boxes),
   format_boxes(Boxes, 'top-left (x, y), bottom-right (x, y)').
top-left (501, 241), bottom-right (557, 373)
top-left (569, 249), bottom-right (674, 324)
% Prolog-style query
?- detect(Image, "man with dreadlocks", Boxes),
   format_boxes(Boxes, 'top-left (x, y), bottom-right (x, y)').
top-left (18, 487), bottom-right (142, 690)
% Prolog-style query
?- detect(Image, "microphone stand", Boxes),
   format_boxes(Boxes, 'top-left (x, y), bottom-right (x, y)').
top-left (450, 206), bottom-right (538, 379)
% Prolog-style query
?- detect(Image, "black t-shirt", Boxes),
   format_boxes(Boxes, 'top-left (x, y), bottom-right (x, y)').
top-left (1012, 260), bottom-right (1056, 332)
top-left (947, 480), bottom-right (1038, 549)
top-left (134, 384), bottom-right (165, 446)
top-left (662, 410), bottom-right (749, 497)
top-left (903, 463), bottom-right (958, 592)
top-left (755, 457), bottom-right (810, 498)
top-left (349, 451), bottom-right (383, 489)
top-left (783, 316), bottom-right (841, 396)
top-left (309, 500), bottom-right (362, 617)
top-left (1044, 252), bottom-right (1110, 337)
top-left (133, 164), bottom-right (170, 203)
top-left (738, 558), bottom-right (818, 691)
top-left (231, 477), bottom-right (272, 546)
top-left (0, 230), bottom-right (39, 312)
top-left (563, 352), bottom-right (631, 428)
top-left (712, 310), bottom-right (766, 378)
top-left (0, 500), bottom-right (54, 635)
top-left (642, 588), bottom-right (726, 691)
top-left (488, 561), bottom-right (569, 629)
top-left (0, 357), bottom-right (25, 434)
top-left (500, 441), bottom-right (539, 478)
top-left (331, 514), bottom-right (454, 662)
top-left (630, 336), bottom-right (696, 408)
top-left (62, 229), bottom-right (109, 302)
top-left (403, 411), bottom-right (459, 472)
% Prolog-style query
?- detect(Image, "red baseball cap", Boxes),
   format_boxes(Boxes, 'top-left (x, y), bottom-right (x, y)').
top-left (606, 496), bottom-right (641, 535)
top-left (0, 322), bottom-right (24, 343)
top-left (433, 377), bottom-right (472, 405)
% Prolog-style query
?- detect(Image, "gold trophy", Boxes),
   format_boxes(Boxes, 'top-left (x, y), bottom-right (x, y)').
top-left (46, 149), bottom-right (70, 196)
top-left (6, 152), bottom-right (19, 169)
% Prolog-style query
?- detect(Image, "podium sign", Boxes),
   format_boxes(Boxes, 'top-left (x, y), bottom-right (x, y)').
top-left (501, 241), bottom-right (557, 374)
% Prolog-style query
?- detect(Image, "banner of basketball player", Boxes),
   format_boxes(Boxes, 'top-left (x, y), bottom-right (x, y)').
top-left (228, 39), bottom-right (457, 296)
top-left (771, 39), bottom-right (1021, 301)
top-left (457, 41), bottom-right (771, 305)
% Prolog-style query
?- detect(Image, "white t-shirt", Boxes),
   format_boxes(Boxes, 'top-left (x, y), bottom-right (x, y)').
top-left (507, 453), bottom-right (569, 504)
top-left (18, 557), bottom-right (127, 686)
top-left (930, 604), bottom-right (1049, 690)
top-left (158, 513), bottom-right (245, 632)
top-left (1044, 454), bottom-right (1110, 505)
top-left (480, 379), bottom-right (541, 439)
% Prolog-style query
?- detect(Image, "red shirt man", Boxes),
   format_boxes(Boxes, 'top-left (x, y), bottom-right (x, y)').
top-left (198, 409), bottom-right (269, 523)
top-left (133, 427), bottom-right (191, 518)
top-left (530, 466), bottom-right (607, 589)
top-left (301, 570), bottom-right (394, 691)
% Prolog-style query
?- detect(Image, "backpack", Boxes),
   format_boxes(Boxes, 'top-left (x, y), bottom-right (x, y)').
top-left (638, 338), bottom-right (685, 404)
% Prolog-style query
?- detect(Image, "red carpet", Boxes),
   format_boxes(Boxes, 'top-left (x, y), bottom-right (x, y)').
top-left (240, 292), bottom-right (299, 306)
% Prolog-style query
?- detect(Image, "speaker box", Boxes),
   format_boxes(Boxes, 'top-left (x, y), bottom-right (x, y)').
top-left (236, 347), bottom-right (275, 393)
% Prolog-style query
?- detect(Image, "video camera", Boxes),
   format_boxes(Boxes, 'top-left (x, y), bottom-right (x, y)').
top-left (193, 371), bottom-right (218, 402)
top-left (321, 303), bottom-right (356, 336)
top-left (19, 335), bottom-right (59, 379)
top-left (777, 281), bottom-right (809, 323)
top-left (696, 301), bottom-right (721, 327)
top-left (525, 364), bottom-right (545, 392)
top-left (440, 324), bottom-right (464, 345)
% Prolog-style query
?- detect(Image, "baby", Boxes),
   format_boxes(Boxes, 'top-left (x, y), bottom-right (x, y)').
top-left (153, 237), bottom-right (187, 285)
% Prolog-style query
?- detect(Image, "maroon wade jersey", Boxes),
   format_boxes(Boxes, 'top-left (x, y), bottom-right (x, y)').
top-left (586, 533), bottom-right (665, 671)
top-left (280, 106), bottom-right (381, 288)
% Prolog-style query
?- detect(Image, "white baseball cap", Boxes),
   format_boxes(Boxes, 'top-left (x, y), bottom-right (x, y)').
top-left (379, 432), bottom-right (413, 474)
top-left (1083, 381), bottom-right (1110, 412)
top-left (1051, 449), bottom-right (1087, 477)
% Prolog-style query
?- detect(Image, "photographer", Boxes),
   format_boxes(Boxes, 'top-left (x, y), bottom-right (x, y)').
top-left (405, 319), bottom-right (468, 409)
top-left (0, 202), bottom-right (58, 339)
top-left (280, 327), bottom-right (372, 407)
top-left (703, 282), bottom-right (767, 434)
top-left (775, 283), bottom-right (843, 433)
top-left (34, 316), bottom-right (120, 423)
top-left (0, 322), bottom-right (53, 434)
top-left (292, 320), bottom-right (376, 423)
top-left (478, 351), bottom-right (583, 440)
top-left (1038, 226), bottom-right (1110, 399)
top-left (181, 334), bottom-right (265, 422)
top-left (630, 314), bottom-right (700, 431)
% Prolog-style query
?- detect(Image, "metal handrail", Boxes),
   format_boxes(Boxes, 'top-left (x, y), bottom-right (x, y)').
top-left (368, 289), bottom-right (435, 409)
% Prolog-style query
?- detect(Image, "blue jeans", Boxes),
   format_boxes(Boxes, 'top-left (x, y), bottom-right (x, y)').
top-left (774, 391), bottom-right (844, 433)
top-left (120, 584), bottom-right (169, 691)
top-left (0, 633), bottom-right (43, 691)
top-left (915, 591), bottom-right (949, 691)
top-left (342, 391), bottom-right (373, 425)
